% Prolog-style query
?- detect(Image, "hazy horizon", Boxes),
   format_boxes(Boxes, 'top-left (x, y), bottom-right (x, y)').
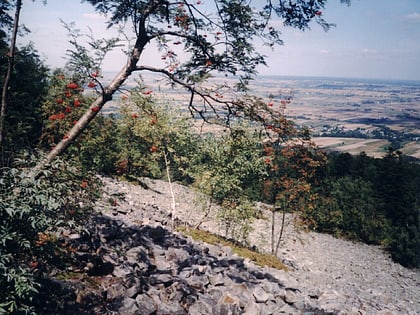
top-left (18, 0), bottom-right (420, 82)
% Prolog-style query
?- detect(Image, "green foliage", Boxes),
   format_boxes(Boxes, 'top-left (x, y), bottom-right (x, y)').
top-left (39, 70), bottom-right (122, 174)
top-left (116, 86), bottom-right (200, 181)
top-left (304, 151), bottom-right (420, 268)
top-left (76, 113), bottom-right (121, 175)
top-left (84, 0), bottom-right (347, 87)
top-left (389, 225), bottom-right (420, 269)
top-left (318, 177), bottom-right (390, 243)
top-left (0, 39), bottom-right (49, 165)
top-left (0, 154), bottom-right (100, 314)
top-left (40, 70), bottom-right (91, 147)
top-left (191, 125), bottom-right (267, 241)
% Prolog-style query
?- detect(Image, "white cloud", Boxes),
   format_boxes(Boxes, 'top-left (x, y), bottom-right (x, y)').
top-left (404, 12), bottom-right (420, 21)
top-left (82, 13), bottom-right (107, 21)
top-left (361, 48), bottom-right (377, 55)
top-left (320, 49), bottom-right (329, 54)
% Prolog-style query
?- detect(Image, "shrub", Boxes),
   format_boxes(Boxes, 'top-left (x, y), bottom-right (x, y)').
top-left (0, 154), bottom-right (100, 314)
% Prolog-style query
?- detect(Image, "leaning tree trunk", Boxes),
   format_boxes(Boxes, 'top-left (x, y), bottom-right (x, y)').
top-left (34, 35), bottom-right (149, 172)
top-left (0, 0), bottom-right (22, 149)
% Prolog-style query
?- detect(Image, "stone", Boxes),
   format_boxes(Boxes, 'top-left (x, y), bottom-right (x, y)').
top-left (155, 302), bottom-right (187, 315)
top-left (265, 300), bottom-right (287, 315)
top-left (126, 284), bottom-right (139, 298)
top-left (119, 297), bottom-right (138, 314)
top-left (188, 299), bottom-right (214, 315)
top-left (81, 176), bottom-right (420, 315)
top-left (284, 289), bottom-right (298, 304)
top-left (149, 273), bottom-right (174, 287)
top-left (135, 294), bottom-right (157, 314)
top-left (106, 283), bottom-right (126, 301)
top-left (243, 301), bottom-right (262, 315)
top-left (253, 286), bottom-right (270, 303)
top-left (187, 274), bottom-right (210, 290)
top-left (209, 273), bottom-right (225, 286)
top-left (207, 288), bottom-right (224, 301)
top-left (112, 264), bottom-right (133, 278)
top-left (166, 247), bottom-right (190, 263)
top-left (218, 292), bottom-right (240, 306)
top-left (317, 290), bottom-right (347, 313)
top-left (154, 255), bottom-right (172, 271)
top-left (280, 303), bottom-right (300, 314)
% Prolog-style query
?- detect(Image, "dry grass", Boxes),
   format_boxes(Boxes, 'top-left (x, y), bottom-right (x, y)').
top-left (178, 227), bottom-right (288, 271)
top-left (313, 137), bottom-right (390, 158)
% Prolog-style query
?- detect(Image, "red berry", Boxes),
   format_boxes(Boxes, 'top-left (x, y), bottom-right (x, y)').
top-left (66, 82), bottom-right (78, 89)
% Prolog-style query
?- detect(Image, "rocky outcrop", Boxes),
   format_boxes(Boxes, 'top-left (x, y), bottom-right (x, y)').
top-left (36, 176), bottom-right (419, 314)
top-left (74, 215), bottom-right (327, 314)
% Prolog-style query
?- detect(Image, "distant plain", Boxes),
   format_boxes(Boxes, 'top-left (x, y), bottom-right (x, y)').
top-left (104, 74), bottom-right (420, 159)
top-left (248, 76), bottom-right (420, 159)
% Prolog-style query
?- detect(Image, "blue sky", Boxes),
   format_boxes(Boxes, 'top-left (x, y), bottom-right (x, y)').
top-left (18, 0), bottom-right (420, 81)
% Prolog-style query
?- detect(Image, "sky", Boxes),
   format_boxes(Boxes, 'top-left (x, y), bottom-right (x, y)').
top-left (17, 0), bottom-right (420, 81)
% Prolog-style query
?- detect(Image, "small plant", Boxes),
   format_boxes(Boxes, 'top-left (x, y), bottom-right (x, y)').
top-left (178, 227), bottom-right (288, 271)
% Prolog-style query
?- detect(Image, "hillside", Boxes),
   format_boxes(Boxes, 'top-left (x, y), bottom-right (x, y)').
top-left (64, 176), bottom-right (418, 315)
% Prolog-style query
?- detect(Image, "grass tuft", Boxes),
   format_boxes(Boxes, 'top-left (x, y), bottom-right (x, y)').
top-left (178, 227), bottom-right (288, 271)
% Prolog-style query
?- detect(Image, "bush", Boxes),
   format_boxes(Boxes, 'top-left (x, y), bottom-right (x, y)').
top-left (0, 154), bottom-right (100, 314)
top-left (389, 225), bottom-right (420, 268)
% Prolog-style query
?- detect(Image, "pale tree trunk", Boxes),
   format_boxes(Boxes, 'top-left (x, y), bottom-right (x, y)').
top-left (271, 206), bottom-right (275, 254)
top-left (274, 207), bottom-right (287, 257)
top-left (0, 0), bottom-right (22, 149)
top-left (164, 150), bottom-right (177, 231)
top-left (270, 202), bottom-right (287, 257)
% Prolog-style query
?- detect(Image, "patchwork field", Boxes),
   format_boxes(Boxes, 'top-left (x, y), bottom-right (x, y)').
top-left (248, 76), bottom-right (420, 158)
top-left (103, 73), bottom-right (420, 159)
top-left (311, 137), bottom-right (390, 158)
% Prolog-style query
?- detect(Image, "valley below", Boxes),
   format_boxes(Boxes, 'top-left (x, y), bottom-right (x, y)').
top-left (103, 74), bottom-right (420, 159)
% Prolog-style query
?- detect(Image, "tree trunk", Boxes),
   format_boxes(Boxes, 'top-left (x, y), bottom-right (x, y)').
top-left (34, 37), bottom-right (148, 171)
top-left (274, 207), bottom-right (287, 256)
top-left (271, 206), bottom-right (275, 254)
top-left (164, 150), bottom-right (177, 232)
top-left (0, 0), bottom-right (22, 149)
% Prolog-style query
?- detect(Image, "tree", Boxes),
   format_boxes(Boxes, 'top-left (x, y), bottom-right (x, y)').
top-left (262, 135), bottom-right (327, 255)
top-left (35, 0), bottom-right (351, 169)
top-left (0, 6), bottom-right (49, 166)
top-left (0, 0), bottom-right (21, 148)
top-left (191, 124), bottom-right (267, 241)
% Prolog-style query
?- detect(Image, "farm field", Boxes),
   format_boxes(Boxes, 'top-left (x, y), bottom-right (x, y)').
top-left (247, 76), bottom-right (420, 158)
top-left (311, 137), bottom-right (390, 158)
top-left (104, 73), bottom-right (420, 159)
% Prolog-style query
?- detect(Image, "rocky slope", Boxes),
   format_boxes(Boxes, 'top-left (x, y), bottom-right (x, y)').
top-left (35, 176), bottom-right (419, 314)
top-left (94, 176), bottom-right (419, 314)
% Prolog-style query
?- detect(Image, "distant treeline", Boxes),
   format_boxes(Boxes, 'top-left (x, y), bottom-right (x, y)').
top-left (318, 124), bottom-right (419, 151)
top-left (301, 149), bottom-right (420, 268)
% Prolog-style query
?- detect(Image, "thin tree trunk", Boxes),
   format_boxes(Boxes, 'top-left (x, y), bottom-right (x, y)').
top-left (164, 150), bottom-right (176, 231)
top-left (271, 206), bottom-right (275, 254)
top-left (0, 0), bottom-right (22, 149)
top-left (274, 207), bottom-right (287, 257)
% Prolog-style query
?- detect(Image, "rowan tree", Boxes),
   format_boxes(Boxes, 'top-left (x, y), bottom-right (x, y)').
top-left (34, 0), bottom-right (351, 168)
